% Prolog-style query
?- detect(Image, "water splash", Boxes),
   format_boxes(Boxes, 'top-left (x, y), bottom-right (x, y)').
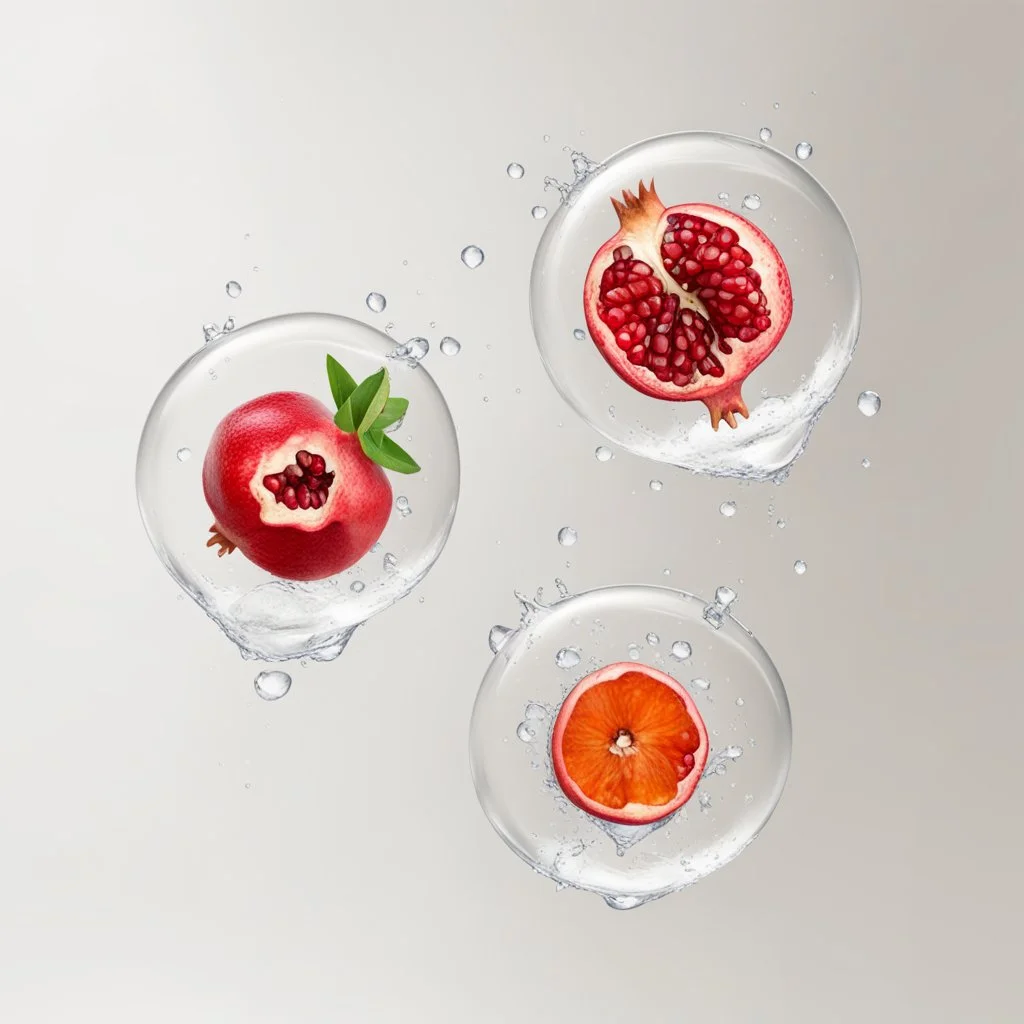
top-left (488, 624), bottom-right (514, 654)
top-left (703, 744), bottom-right (743, 778)
top-left (703, 586), bottom-right (737, 630)
top-left (542, 150), bottom-right (603, 207)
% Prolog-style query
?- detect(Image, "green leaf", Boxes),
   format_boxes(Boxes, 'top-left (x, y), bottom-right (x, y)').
top-left (340, 368), bottom-right (387, 435)
top-left (359, 429), bottom-right (421, 474)
top-left (371, 396), bottom-right (408, 432)
top-left (326, 354), bottom-right (358, 409)
top-left (334, 404), bottom-right (356, 432)
top-left (358, 370), bottom-right (390, 434)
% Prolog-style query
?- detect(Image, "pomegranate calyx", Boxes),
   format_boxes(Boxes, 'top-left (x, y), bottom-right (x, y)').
top-left (610, 179), bottom-right (665, 234)
top-left (206, 524), bottom-right (237, 557)
top-left (325, 354), bottom-right (420, 475)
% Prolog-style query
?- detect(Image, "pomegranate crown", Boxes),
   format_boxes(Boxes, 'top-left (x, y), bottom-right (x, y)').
top-left (326, 354), bottom-right (420, 474)
top-left (610, 179), bottom-right (666, 232)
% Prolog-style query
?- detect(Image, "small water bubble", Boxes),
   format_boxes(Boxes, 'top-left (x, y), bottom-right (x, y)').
top-left (350, 580), bottom-right (365, 593)
top-left (202, 323), bottom-right (220, 344)
top-left (516, 722), bottom-right (536, 742)
top-left (525, 702), bottom-right (547, 720)
top-left (460, 245), bottom-right (485, 269)
top-left (649, 479), bottom-right (663, 492)
top-left (254, 670), bottom-right (291, 701)
top-left (396, 495), bottom-right (411, 517)
top-left (176, 447), bottom-right (191, 462)
top-left (759, 127), bottom-right (773, 142)
top-left (439, 336), bottom-right (461, 356)
top-left (506, 162), bottom-right (525, 179)
top-left (627, 643), bottom-right (641, 661)
top-left (557, 526), bottom-right (578, 547)
top-left (692, 677), bottom-right (710, 690)
top-left (742, 193), bottom-right (762, 211)
top-left (777, 518), bottom-right (787, 529)
top-left (720, 500), bottom-right (737, 517)
top-left (736, 697), bottom-right (745, 706)
top-left (573, 327), bottom-right (586, 341)
top-left (531, 205), bottom-right (548, 220)
top-left (543, 134), bottom-right (550, 142)
top-left (646, 632), bottom-right (660, 646)
top-left (795, 141), bottom-right (814, 160)
top-left (862, 457), bottom-right (872, 469)
top-left (717, 191), bottom-right (730, 204)
top-left (773, 101), bottom-right (780, 109)
top-left (699, 792), bottom-right (712, 811)
top-left (225, 280), bottom-right (242, 298)
top-left (555, 578), bottom-right (570, 599)
top-left (715, 586), bottom-right (737, 608)
top-left (222, 317), bottom-right (235, 333)
top-left (857, 390), bottom-right (881, 416)
top-left (488, 625), bottom-right (513, 653)
top-left (366, 292), bottom-right (387, 313)
top-left (594, 445), bottom-right (613, 462)
top-left (555, 646), bottom-right (581, 669)
top-left (662, 568), bottom-right (671, 576)
top-left (670, 641), bottom-right (692, 661)
top-left (794, 560), bottom-right (807, 575)
top-left (383, 552), bottom-right (398, 571)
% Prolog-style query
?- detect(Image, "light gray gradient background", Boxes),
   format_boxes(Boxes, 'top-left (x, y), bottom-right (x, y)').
top-left (1, 1), bottom-right (1021, 1021)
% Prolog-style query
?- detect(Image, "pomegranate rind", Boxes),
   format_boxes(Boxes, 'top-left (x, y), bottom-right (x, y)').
top-left (202, 391), bottom-right (392, 581)
top-left (583, 183), bottom-right (793, 429)
top-left (550, 661), bottom-right (709, 825)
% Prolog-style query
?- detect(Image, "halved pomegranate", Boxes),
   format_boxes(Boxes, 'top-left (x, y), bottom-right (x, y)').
top-left (202, 356), bottom-right (419, 582)
top-left (551, 662), bottom-right (709, 825)
top-left (583, 180), bottom-right (792, 429)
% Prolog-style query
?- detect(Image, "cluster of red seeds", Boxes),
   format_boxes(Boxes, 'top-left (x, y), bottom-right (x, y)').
top-left (660, 214), bottom-right (772, 343)
top-left (262, 449), bottom-right (334, 511)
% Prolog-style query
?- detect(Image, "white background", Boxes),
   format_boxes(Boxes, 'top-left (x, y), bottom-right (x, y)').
top-left (1, 1), bottom-right (1021, 1021)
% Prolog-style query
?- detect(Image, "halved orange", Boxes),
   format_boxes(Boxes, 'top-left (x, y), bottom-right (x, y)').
top-left (551, 662), bottom-right (709, 825)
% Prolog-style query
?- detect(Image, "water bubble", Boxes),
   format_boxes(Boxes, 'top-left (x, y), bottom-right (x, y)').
top-left (572, 328), bottom-right (587, 342)
top-left (506, 162), bottom-right (525, 179)
top-left (383, 552), bottom-right (398, 571)
top-left (646, 632), bottom-right (660, 646)
top-left (555, 578), bottom-right (570, 599)
top-left (254, 670), bottom-right (291, 701)
top-left (350, 580), bottom-right (365, 593)
top-left (366, 292), bottom-right (386, 313)
top-left (715, 586), bottom-right (737, 608)
top-left (543, 134), bottom-right (550, 142)
top-left (795, 141), bottom-right (814, 160)
top-left (649, 479), bottom-right (663, 492)
top-left (392, 337), bottom-right (429, 363)
top-left (862, 457), bottom-right (871, 469)
top-left (692, 677), bottom-right (711, 690)
top-left (857, 390), bottom-right (881, 417)
top-left (594, 446), bottom-right (613, 462)
top-left (670, 641), bottom-right (692, 660)
top-left (557, 527), bottom-right (578, 547)
top-left (555, 646), bottom-right (581, 669)
top-left (627, 643), bottom-right (641, 660)
top-left (717, 191), bottom-right (729, 203)
top-left (176, 447), bottom-right (191, 462)
top-left (461, 245), bottom-right (485, 269)
top-left (531, 205), bottom-right (548, 220)
top-left (773, 101), bottom-right (780, 109)
top-left (720, 500), bottom-right (737, 517)
top-left (736, 697), bottom-right (745, 706)
top-left (225, 280), bottom-right (242, 298)
top-left (777, 518), bottom-right (787, 529)
top-left (742, 193), bottom-right (762, 211)
top-left (439, 336), bottom-right (461, 356)
top-left (488, 625), bottom-right (513, 653)
top-left (794, 560), bottom-right (807, 575)
top-left (203, 323), bottom-right (220, 344)
top-left (699, 792), bottom-right (712, 811)
top-left (396, 495), bottom-right (411, 517)
top-left (525, 702), bottom-right (547, 720)
top-left (759, 127), bottom-right (773, 142)
top-left (516, 721), bottom-right (536, 742)
top-left (223, 317), bottom-right (235, 333)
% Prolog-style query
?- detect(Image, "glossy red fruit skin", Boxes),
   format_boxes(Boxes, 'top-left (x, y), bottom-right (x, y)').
top-left (202, 391), bottom-right (392, 581)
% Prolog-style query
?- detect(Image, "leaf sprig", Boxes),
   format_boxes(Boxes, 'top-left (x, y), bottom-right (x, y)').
top-left (326, 355), bottom-right (420, 474)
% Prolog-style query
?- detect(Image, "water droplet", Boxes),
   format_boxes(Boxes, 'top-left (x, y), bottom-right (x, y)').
top-left (699, 792), bottom-right (712, 810)
top-left (460, 245), bottom-right (484, 269)
top-left (525, 702), bottom-right (547, 720)
top-left (717, 191), bottom-right (730, 203)
top-left (396, 496), bottom-right (411, 517)
top-left (383, 552), bottom-right (398, 571)
top-left (692, 677), bottom-right (710, 690)
top-left (670, 641), bottom-right (692, 661)
top-left (777, 518), bottom-right (787, 529)
top-left (225, 280), bottom-right (242, 298)
top-left (202, 323), bottom-right (220, 344)
top-left (543, 134), bottom-right (551, 142)
top-left (555, 578), bottom-right (570, 599)
top-left (594, 446), bottom-right (613, 463)
top-left (531, 205), bottom-right (548, 220)
top-left (254, 670), bottom-right (291, 701)
top-left (720, 500), bottom-right (737, 517)
top-left (862, 457), bottom-right (871, 469)
top-left (392, 337), bottom-right (429, 364)
top-left (857, 390), bottom-right (881, 416)
top-left (506, 162), bottom-right (525, 179)
top-left (366, 292), bottom-right (386, 313)
top-left (794, 560), bottom-right (807, 575)
top-left (516, 721), bottom-right (535, 742)
top-left (176, 447), bottom-right (191, 462)
top-left (663, 568), bottom-right (670, 576)
top-left (627, 643), bottom-right (641, 661)
top-left (440, 336), bottom-right (461, 356)
top-left (715, 586), bottom-right (737, 608)
top-left (742, 193), bottom-right (762, 211)
top-left (795, 141), bottom-right (813, 160)
top-left (488, 625), bottom-right (513, 653)
top-left (645, 633), bottom-right (660, 647)
top-left (759, 127), bottom-right (773, 142)
top-left (573, 328), bottom-right (586, 340)
top-left (649, 479), bottom-right (663, 492)
top-left (557, 526), bottom-right (578, 547)
top-left (350, 580), bottom-right (365, 593)
top-left (773, 101), bottom-right (780, 109)
top-left (736, 697), bottom-right (745, 706)
top-left (555, 646), bottom-right (581, 669)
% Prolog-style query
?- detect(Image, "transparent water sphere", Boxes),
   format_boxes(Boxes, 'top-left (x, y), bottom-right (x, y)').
top-left (470, 584), bottom-right (792, 908)
top-left (530, 132), bottom-right (862, 481)
top-left (136, 313), bottom-right (460, 661)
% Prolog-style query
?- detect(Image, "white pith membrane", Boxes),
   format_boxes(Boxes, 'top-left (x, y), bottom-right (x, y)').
top-left (248, 430), bottom-right (340, 530)
top-left (584, 183), bottom-right (791, 430)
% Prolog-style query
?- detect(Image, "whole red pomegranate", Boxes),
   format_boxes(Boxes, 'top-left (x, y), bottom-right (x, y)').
top-left (584, 180), bottom-right (792, 430)
top-left (202, 356), bottom-right (418, 582)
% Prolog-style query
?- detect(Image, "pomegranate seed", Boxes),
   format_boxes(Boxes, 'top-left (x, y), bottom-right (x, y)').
top-left (296, 450), bottom-right (313, 469)
top-left (263, 475), bottom-right (282, 494)
top-left (262, 449), bottom-right (334, 510)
